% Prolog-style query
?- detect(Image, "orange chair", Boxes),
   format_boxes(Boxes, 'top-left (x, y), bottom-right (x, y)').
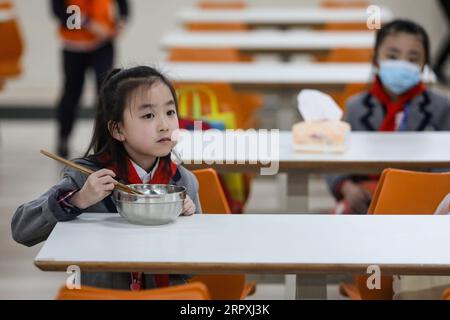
top-left (340, 169), bottom-right (450, 300)
top-left (186, 22), bottom-right (248, 32)
top-left (333, 83), bottom-right (369, 111)
top-left (316, 48), bottom-right (374, 63)
top-left (0, 0), bottom-right (24, 80)
top-left (56, 282), bottom-right (211, 300)
top-left (198, 1), bottom-right (247, 9)
top-left (441, 288), bottom-right (450, 300)
top-left (321, 0), bottom-right (368, 8)
top-left (194, 168), bottom-right (231, 214)
top-left (190, 168), bottom-right (256, 300)
top-left (168, 48), bottom-right (253, 63)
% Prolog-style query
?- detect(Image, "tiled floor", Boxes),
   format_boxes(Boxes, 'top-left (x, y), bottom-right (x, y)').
top-left (0, 119), bottom-right (347, 299)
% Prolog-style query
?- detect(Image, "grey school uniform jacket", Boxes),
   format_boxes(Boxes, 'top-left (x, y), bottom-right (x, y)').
top-left (11, 157), bottom-right (202, 290)
top-left (327, 89), bottom-right (450, 199)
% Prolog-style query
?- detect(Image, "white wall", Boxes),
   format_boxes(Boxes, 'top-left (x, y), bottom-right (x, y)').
top-left (0, 0), bottom-right (447, 105)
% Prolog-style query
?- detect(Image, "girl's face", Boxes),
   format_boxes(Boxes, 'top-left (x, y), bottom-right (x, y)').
top-left (112, 81), bottom-right (179, 165)
top-left (376, 32), bottom-right (426, 70)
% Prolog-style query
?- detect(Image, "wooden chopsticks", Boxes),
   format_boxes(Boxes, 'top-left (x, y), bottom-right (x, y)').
top-left (40, 149), bottom-right (144, 195)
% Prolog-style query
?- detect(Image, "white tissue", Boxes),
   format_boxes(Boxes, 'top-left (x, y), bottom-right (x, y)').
top-left (297, 89), bottom-right (343, 122)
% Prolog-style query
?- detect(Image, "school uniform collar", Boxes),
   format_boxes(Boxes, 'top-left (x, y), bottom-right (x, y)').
top-left (99, 152), bottom-right (181, 185)
top-left (361, 88), bottom-right (432, 131)
top-left (370, 76), bottom-right (426, 131)
top-left (130, 158), bottom-right (160, 184)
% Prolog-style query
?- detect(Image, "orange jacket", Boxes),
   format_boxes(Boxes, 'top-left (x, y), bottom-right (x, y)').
top-left (0, 0), bottom-right (23, 77)
top-left (55, 0), bottom-right (120, 45)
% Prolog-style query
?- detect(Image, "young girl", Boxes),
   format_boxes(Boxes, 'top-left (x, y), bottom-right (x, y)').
top-left (327, 19), bottom-right (450, 214)
top-left (11, 66), bottom-right (202, 290)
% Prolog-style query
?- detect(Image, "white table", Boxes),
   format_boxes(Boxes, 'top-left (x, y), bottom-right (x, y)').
top-left (178, 7), bottom-right (394, 29)
top-left (35, 213), bottom-right (450, 299)
top-left (162, 62), bottom-right (436, 91)
top-left (174, 130), bottom-right (450, 213)
top-left (161, 62), bottom-right (374, 92)
top-left (161, 30), bottom-right (375, 59)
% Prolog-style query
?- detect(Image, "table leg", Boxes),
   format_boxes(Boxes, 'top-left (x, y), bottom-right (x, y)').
top-left (284, 274), bottom-right (296, 299)
top-left (276, 93), bottom-right (298, 130)
top-left (295, 274), bottom-right (328, 300)
top-left (286, 171), bottom-right (309, 214)
top-left (285, 274), bottom-right (328, 300)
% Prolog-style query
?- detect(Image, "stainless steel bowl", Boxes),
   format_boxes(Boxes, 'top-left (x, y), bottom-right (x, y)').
top-left (113, 184), bottom-right (186, 225)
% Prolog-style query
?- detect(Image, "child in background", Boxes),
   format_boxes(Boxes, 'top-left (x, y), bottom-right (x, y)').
top-left (11, 66), bottom-right (201, 290)
top-left (327, 19), bottom-right (450, 214)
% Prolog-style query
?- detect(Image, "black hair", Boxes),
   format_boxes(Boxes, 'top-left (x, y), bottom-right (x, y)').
top-left (83, 66), bottom-right (178, 182)
top-left (373, 19), bottom-right (430, 65)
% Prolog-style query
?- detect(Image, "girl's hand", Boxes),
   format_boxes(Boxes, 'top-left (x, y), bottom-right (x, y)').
top-left (181, 195), bottom-right (196, 216)
top-left (69, 169), bottom-right (118, 210)
top-left (341, 180), bottom-right (372, 214)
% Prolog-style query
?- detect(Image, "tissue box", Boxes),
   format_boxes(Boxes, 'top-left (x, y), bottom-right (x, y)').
top-left (292, 120), bottom-right (351, 153)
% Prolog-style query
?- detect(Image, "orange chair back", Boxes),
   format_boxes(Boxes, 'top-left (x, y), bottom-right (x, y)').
top-left (0, 0), bottom-right (24, 77)
top-left (355, 169), bottom-right (450, 299)
top-left (321, 0), bottom-right (368, 8)
top-left (189, 274), bottom-right (247, 300)
top-left (368, 169), bottom-right (450, 215)
top-left (168, 48), bottom-right (253, 62)
top-left (186, 22), bottom-right (248, 31)
top-left (441, 288), bottom-right (450, 300)
top-left (316, 48), bottom-right (373, 63)
top-left (56, 283), bottom-right (211, 300)
top-left (193, 168), bottom-right (231, 214)
top-left (333, 83), bottom-right (369, 111)
top-left (198, 1), bottom-right (247, 9)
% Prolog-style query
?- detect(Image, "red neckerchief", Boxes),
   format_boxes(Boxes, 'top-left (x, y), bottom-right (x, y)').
top-left (100, 153), bottom-right (178, 290)
top-left (370, 76), bottom-right (426, 132)
top-left (123, 157), bottom-right (178, 185)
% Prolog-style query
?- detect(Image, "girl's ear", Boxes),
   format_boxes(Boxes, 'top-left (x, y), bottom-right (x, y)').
top-left (108, 120), bottom-right (125, 142)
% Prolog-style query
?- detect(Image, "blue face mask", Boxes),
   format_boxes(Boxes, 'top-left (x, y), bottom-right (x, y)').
top-left (378, 60), bottom-right (422, 95)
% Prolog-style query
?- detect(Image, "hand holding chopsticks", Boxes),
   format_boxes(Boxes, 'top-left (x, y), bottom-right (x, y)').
top-left (40, 150), bottom-right (144, 196)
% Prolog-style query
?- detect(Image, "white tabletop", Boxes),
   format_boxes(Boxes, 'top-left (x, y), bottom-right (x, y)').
top-left (35, 213), bottom-right (450, 275)
top-left (174, 131), bottom-right (450, 172)
top-left (161, 30), bottom-right (375, 51)
top-left (161, 62), bottom-right (436, 90)
top-left (178, 7), bottom-right (393, 25)
top-left (161, 62), bottom-right (374, 87)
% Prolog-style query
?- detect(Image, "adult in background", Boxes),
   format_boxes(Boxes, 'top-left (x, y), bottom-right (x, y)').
top-left (51, 0), bottom-right (129, 157)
